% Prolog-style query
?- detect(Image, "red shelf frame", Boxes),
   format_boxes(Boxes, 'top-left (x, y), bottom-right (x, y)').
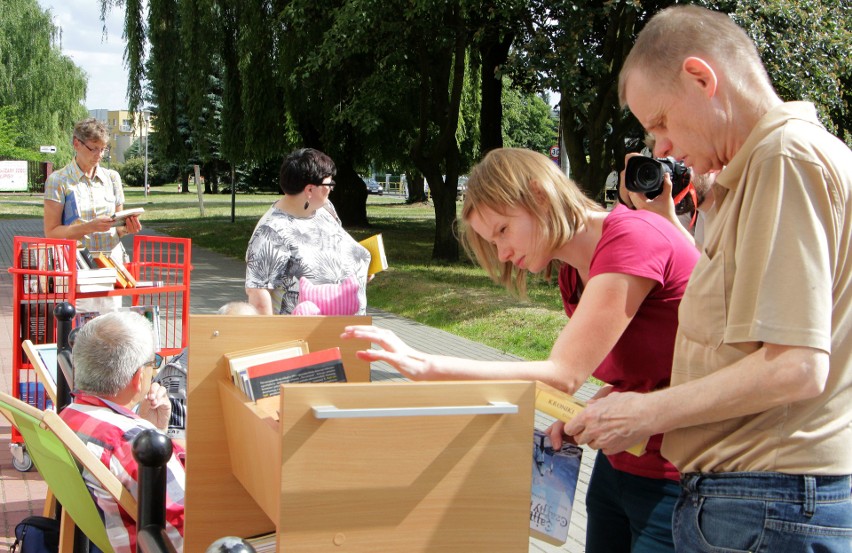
top-left (8, 235), bottom-right (192, 449)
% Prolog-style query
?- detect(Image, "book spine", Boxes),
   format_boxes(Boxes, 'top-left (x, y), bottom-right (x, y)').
top-left (534, 384), bottom-right (585, 422)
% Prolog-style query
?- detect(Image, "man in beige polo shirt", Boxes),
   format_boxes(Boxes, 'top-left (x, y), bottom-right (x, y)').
top-left (564, 5), bottom-right (852, 551)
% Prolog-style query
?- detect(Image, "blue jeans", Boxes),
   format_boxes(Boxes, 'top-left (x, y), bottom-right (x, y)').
top-left (586, 454), bottom-right (680, 553)
top-left (674, 472), bottom-right (852, 552)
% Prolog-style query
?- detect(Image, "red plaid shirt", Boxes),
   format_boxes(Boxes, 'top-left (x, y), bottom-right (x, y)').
top-left (60, 393), bottom-right (185, 553)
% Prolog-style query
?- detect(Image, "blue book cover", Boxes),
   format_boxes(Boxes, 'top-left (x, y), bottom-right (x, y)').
top-left (62, 191), bottom-right (79, 226)
top-left (530, 429), bottom-right (583, 545)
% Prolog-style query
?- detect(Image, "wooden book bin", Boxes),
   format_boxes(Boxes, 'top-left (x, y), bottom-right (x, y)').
top-left (185, 314), bottom-right (535, 552)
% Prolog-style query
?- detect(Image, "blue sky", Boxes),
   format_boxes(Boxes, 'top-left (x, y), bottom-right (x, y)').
top-left (36, 0), bottom-right (129, 110)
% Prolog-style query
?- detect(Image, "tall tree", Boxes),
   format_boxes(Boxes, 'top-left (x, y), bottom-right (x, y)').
top-left (512, 0), bottom-right (852, 202)
top-left (471, 0), bottom-right (529, 155)
top-left (511, 0), bottom-right (651, 199)
top-left (721, 0), bottom-right (852, 146)
top-left (502, 84), bottom-right (557, 154)
top-left (0, 0), bottom-right (88, 164)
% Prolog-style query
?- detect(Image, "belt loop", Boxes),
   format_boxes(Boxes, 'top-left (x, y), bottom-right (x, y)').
top-left (803, 475), bottom-right (816, 517)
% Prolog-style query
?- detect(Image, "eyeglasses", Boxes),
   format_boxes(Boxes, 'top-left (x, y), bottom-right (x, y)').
top-left (75, 137), bottom-right (109, 155)
top-left (315, 180), bottom-right (335, 191)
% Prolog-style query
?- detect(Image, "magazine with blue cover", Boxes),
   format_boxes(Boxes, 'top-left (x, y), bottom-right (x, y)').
top-left (530, 429), bottom-right (583, 545)
top-left (61, 191), bottom-right (79, 226)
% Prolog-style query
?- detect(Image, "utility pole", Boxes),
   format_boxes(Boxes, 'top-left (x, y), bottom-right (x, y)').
top-left (143, 110), bottom-right (150, 198)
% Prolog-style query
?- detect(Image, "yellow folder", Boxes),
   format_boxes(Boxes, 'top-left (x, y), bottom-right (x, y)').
top-left (359, 233), bottom-right (388, 276)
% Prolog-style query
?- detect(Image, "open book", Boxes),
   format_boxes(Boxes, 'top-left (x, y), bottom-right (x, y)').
top-left (111, 207), bottom-right (145, 227)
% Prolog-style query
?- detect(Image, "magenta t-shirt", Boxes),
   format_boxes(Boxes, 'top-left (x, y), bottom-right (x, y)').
top-left (559, 204), bottom-right (699, 480)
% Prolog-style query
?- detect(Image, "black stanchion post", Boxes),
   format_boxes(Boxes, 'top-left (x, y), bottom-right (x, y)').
top-left (133, 429), bottom-right (177, 553)
top-left (53, 302), bottom-right (75, 411)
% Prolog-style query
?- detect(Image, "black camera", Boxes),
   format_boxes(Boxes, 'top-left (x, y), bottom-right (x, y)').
top-left (624, 156), bottom-right (691, 200)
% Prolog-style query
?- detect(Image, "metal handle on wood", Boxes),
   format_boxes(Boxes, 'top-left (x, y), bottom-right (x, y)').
top-left (312, 401), bottom-right (518, 419)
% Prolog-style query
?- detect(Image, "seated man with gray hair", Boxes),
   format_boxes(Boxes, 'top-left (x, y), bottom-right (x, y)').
top-left (60, 311), bottom-right (185, 553)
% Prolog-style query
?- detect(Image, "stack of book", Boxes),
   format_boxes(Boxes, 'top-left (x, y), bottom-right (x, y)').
top-left (22, 244), bottom-right (70, 294)
top-left (225, 340), bottom-right (347, 401)
top-left (76, 268), bottom-right (119, 293)
top-left (92, 252), bottom-right (137, 288)
top-left (76, 247), bottom-right (139, 290)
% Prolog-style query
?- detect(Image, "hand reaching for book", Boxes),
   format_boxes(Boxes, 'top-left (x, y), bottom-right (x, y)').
top-left (341, 325), bottom-right (435, 380)
top-left (138, 381), bottom-right (173, 431)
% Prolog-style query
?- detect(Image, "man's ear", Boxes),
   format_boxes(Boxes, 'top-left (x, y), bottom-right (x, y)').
top-left (130, 368), bottom-right (143, 393)
top-left (682, 57), bottom-right (718, 98)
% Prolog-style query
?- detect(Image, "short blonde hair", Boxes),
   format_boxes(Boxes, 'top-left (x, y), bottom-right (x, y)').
top-left (461, 148), bottom-right (602, 296)
top-left (618, 5), bottom-right (772, 106)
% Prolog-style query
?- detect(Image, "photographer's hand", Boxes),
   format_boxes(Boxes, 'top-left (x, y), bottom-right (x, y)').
top-left (618, 153), bottom-right (639, 209)
top-left (628, 174), bottom-right (695, 244)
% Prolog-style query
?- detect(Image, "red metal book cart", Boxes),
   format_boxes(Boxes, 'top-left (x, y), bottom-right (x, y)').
top-left (7, 235), bottom-right (192, 471)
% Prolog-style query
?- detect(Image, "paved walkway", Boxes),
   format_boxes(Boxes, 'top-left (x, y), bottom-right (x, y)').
top-left (0, 218), bottom-right (596, 552)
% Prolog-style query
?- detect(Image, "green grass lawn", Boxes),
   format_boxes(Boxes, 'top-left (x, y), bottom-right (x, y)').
top-left (1, 186), bottom-right (567, 360)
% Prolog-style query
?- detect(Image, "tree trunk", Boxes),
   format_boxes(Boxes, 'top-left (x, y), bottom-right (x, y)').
top-left (425, 171), bottom-right (459, 262)
top-left (409, 16), bottom-right (467, 262)
top-left (479, 31), bottom-right (514, 154)
top-left (331, 162), bottom-right (369, 227)
top-left (210, 163), bottom-right (219, 194)
top-left (406, 171), bottom-right (427, 203)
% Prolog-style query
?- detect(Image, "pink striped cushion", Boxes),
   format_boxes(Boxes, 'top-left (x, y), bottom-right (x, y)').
top-left (293, 275), bottom-right (359, 315)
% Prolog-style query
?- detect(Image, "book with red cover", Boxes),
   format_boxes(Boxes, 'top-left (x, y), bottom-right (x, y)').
top-left (245, 347), bottom-right (346, 400)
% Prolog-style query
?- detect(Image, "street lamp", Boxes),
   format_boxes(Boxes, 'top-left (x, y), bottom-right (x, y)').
top-left (143, 110), bottom-right (151, 198)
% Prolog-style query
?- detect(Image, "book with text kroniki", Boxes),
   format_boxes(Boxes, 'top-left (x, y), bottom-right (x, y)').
top-left (529, 429), bottom-right (583, 546)
top-left (243, 347), bottom-right (347, 400)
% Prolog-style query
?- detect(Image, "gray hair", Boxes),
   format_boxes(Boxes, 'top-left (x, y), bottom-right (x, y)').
top-left (73, 118), bottom-right (110, 145)
top-left (217, 301), bottom-right (259, 315)
top-left (72, 311), bottom-right (155, 396)
top-left (618, 5), bottom-right (773, 106)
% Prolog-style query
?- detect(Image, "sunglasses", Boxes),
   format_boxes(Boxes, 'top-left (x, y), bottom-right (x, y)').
top-left (144, 353), bottom-right (164, 371)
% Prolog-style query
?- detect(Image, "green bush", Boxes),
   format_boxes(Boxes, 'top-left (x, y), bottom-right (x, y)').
top-left (119, 157), bottom-right (145, 187)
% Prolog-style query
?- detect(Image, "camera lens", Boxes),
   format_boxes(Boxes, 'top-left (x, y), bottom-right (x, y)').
top-left (625, 156), bottom-right (666, 197)
top-left (636, 164), bottom-right (662, 190)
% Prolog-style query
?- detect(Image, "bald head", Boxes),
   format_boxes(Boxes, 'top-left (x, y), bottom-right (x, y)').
top-left (619, 5), bottom-right (773, 107)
